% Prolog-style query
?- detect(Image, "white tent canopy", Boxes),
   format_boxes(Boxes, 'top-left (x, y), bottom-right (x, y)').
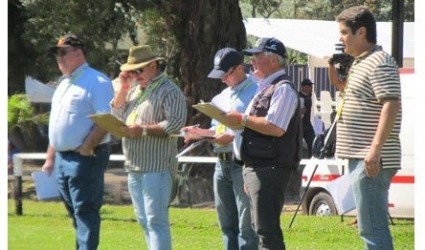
top-left (244, 18), bottom-right (414, 59)
top-left (25, 77), bottom-right (55, 103)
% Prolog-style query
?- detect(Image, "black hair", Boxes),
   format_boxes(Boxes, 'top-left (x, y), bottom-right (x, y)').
top-left (336, 6), bottom-right (377, 44)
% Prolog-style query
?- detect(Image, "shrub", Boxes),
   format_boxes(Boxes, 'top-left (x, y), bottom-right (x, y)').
top-left (8, 94), bottom-right (34, 131)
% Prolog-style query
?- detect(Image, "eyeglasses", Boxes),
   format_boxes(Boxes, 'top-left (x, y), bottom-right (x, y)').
top-left (56, 48), bottom-right (77, 58)
top-left (130, 68), bottom-right (144, 75)
top-left (222, 66), bottom-right (237, 78)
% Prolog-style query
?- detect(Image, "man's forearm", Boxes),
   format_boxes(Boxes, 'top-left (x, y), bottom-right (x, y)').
top-left (245, 115), bottom-right (285, 137)
top-left (371, 99), bottom-right (400, 150)
top-left (81, 125), bottom-right (108, 149)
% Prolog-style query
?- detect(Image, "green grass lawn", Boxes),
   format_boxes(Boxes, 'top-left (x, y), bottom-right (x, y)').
top-left (8, 199), bottom-right (414, 250)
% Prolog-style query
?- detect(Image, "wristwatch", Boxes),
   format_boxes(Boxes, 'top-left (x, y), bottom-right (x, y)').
top-left (142, 126), bottom-right (148, 136)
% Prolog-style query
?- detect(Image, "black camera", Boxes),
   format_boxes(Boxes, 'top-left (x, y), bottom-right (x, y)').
top-left (329, 43), bottom-right (353, 79)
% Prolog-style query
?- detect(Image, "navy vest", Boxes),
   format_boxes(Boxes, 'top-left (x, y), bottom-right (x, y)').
top-left (241, 74), bottom-right (302, 169)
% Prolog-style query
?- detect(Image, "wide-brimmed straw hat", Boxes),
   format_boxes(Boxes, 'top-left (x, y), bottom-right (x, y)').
top-left (120, 45), bottom-right (164, 71)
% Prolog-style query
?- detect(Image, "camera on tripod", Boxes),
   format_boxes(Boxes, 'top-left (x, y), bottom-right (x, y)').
top-left (329, 43), bottom-right (354, 79)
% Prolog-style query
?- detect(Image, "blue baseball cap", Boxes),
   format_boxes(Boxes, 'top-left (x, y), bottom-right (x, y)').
top-left (243, 37), bottom-right (287, 58)
top-left (208, 48), bottom-right (243, 79)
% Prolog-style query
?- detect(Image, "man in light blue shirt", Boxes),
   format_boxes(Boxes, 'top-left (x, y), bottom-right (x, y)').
top-left (42, 34), bottom-right (114, 250)
top-left (184, 48), bottom-right (258, 250)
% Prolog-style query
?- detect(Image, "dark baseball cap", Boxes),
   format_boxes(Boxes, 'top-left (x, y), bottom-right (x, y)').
top-left (208, 48), bottom-right (243, 79)
top-left (49, 34), bottom-right (85, 54)
top-left (243, 37), bottom-right (287, 58)
top-left (301, 78), bottom-right (314, 86)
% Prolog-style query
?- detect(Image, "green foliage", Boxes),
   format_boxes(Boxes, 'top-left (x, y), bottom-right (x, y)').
top-left (287, 49), bottom-right (307, 64)
top-left (241, 0), bottom-right (415, 21)
top-left (16, 0), bottom-right (142, 82)
top-left (8, 199), bottom-right (414, 250)
top-left (8, 94), bottom-right (34, 130)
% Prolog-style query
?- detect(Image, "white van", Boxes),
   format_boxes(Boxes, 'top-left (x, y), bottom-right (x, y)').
top-left (300, 69), bottom-right (415, 219)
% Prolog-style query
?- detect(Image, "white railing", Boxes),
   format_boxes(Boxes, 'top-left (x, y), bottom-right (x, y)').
top-left (12, 153), bottom-right (218, 215)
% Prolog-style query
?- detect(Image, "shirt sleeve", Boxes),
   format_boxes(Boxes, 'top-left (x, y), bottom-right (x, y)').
top-left (265, 83), bottom-right (298, 130)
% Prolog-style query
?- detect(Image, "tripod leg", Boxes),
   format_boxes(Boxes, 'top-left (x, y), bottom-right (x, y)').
top-left (388, 211), bottom-right (395, 225)
top-left (288, 163), bottom-right (319, 229)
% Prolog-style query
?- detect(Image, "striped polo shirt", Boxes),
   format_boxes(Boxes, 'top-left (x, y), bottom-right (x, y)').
top-left (335, 45), bottom-right (402, 169)
top-left (112, 73), bottom-right (187, 172)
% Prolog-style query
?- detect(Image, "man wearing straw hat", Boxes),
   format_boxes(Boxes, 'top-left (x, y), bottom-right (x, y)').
top-left (111, 45), bottom-right (187, 250)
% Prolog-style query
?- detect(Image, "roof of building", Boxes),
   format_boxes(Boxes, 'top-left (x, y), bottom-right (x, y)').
top-left (244, 18), bottom-right (414, 59)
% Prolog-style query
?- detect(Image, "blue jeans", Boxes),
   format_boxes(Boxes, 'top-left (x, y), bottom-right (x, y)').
top-left (128, 170), bottom-right (172, 250)
top-left (214, 159), bottom-right (258, 250)
top-left (348, 159), bottom-right (398, 250)
top-left (243, 166), bottom-right (293, 250)
top-left (55, 146), bottom-right (110, 250)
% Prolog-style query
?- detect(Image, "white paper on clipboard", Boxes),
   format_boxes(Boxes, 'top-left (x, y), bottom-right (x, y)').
top-left (31, 171), bottom-right (61, 200)
top-left (326, 173), bottom-right (356, 215)
top-left (175, 140), bottom-right (205, 158)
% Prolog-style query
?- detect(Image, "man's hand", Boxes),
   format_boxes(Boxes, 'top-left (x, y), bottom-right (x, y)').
top-left (182, 126), bottom-right (204, 143)
top-left (118, 71), bottom-right (133, 92)
top-left (364, 148), bottom-right (381, 177)
top-left (77, 144), bottom-right (94, 156)
top-left (121, 124), bottom-right (143, 138)
top-left (214, 134), bottom-right (234, 145)
top-left (41, 160), bottom-right (54, 176)
top-left (222, 111), bottom-right (243, 127)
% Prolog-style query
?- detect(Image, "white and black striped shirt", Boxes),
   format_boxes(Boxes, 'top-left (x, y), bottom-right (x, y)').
top-left (336, 46), bottom-right (402, 169)
top-left (112, 73), bottom-right (187, 172)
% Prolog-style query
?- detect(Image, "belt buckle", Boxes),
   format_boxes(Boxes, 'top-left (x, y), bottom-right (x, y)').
top-left (219, 152), bottom-right (230, 161)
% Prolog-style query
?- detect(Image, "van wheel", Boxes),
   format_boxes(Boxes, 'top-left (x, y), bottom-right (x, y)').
top-left (309, 192), bottom-right (337, 216)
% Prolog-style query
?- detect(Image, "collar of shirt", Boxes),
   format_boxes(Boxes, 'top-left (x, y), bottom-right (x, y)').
top-left (353, 45), bottom-right (382, 65)
top-left (230, 76), bottom-right (255, 98)
top-left (257, 69), bottom-right (287, 91)
top-left (65, 63), bottom-right (88, 79)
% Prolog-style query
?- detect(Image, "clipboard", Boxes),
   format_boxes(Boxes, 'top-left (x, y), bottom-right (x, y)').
top-left (326, 173), bottom-right (356, 215)
top-left (88, 113), bottom-right (126, 138)
top-left (175, 140), bottom-right (205, 158)
top-left (31, 171), bottom-right (61, 200)
top-left (192, 103), bottom-right (243, 130)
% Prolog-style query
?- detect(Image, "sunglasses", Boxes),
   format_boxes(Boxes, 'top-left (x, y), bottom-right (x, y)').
top-left (130, 68), bottom-right (144, 75)
top-left (222, 66), bottom-right (237, 78)
top-left (56, 48), bottom-right (77, 58)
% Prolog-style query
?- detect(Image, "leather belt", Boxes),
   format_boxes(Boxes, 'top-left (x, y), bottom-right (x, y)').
top-left (58, 143), bottom-right (109, 154)
top-left (217, 152), bottom-right (244, 166)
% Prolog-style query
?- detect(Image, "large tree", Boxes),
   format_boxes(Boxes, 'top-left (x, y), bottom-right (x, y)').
top-left (10, 0), bottom-right (246, 125)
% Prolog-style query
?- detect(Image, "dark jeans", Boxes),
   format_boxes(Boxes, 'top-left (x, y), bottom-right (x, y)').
top-left (243, 166), bottom-right (294, 250)
top-left (55, 145), bottom-right (111, 250)
top-left (303, 122), bottom-right (315, 156)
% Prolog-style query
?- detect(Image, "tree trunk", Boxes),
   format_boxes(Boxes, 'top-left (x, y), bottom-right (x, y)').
top-left (160, 0), bottom-right (247, 205)
top-left (166, 0), bottom-right (246, 127)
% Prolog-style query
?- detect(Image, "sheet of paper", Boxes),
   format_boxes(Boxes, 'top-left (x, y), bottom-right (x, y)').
top-left (192, 103), bottom-right (243, 130)
top-left (326, 173), bottom-right (356, 215)
top-left (31, 171), bottom-right (61, 200)
top-left (88, 113), bottom-right (127, 138)
top-left (175, 140), bottom-right (205, 158)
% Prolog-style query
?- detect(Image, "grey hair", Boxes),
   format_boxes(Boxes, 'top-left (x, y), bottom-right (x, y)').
top-left (264, 51), bottom-right (287, 67)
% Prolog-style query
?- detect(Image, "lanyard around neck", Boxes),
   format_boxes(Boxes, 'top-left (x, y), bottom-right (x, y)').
top-left (126, 74), bottom-right (165, 125)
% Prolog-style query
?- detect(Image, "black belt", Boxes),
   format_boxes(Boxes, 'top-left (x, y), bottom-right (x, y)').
top-left (58, 143), bottom-right (109, 154)
top-left (217, 152), bottom-right (244, 166)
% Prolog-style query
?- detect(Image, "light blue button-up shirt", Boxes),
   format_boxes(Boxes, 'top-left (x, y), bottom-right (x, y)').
top-left (49, 63), bottom-right (114, 151)
top-left (210, 76), bottom-right (258, 160)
